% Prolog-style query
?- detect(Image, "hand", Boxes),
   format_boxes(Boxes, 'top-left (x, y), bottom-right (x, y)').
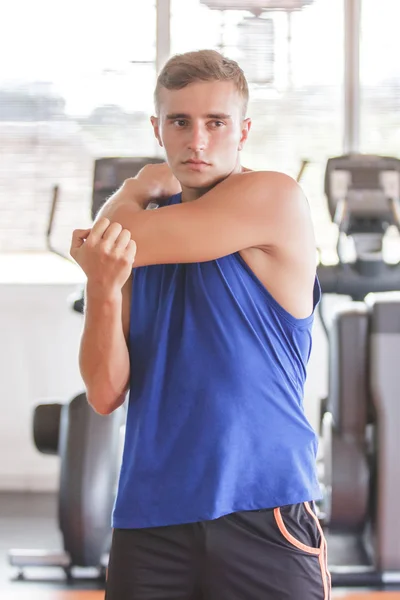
top-left (134, 163), bottom-right (181, 201)
top-left (70, 218), bottom-right (136, 297)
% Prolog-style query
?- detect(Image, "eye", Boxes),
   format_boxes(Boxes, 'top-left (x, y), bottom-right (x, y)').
top-left (174, 119), bottom-right (188, 127)
top-left (210, 120), bottom-right (225, 128)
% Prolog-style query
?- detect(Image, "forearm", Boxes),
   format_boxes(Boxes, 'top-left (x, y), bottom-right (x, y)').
top-left (79, 289), bottom-right (130, 414)
top-left (96, 179), bottom-right (150, 222)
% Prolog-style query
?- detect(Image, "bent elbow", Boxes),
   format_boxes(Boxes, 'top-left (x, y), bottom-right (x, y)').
top-left (86, 390), bottom-right (127, 416)
top-left (91, 402), bottom-right (115, 416)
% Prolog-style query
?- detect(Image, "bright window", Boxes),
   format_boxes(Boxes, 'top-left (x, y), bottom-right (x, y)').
top-left (171, 0), bottom-right (344, 256)
top-left (360, 0), bottom-right (400, 156)
top-left (0, 0), bottom-right (158, 254)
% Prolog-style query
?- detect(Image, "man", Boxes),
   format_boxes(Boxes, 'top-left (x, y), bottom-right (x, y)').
top-left (70, 49), bottom-right (330, 599)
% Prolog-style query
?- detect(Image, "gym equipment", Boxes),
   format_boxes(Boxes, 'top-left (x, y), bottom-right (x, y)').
top-left (9, 397), bottom-right (124, 580)
top-left (317, 154), bottom-right (400, 587)
top-left (8, 156), bottom-right (163, 581)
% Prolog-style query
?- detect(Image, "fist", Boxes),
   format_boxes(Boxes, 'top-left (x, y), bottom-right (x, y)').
top-left (70, 218), bottom-right (136, 294)
top-left (134, 162), bottom-right (181, 200)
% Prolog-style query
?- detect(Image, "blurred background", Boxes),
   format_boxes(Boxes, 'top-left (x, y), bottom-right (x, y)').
top-left (1, 0), bottom-right (400, 595)
top-left (0, 0), bottom-right (399, 257)
top-left (2, 0), bottom-right (399, 517)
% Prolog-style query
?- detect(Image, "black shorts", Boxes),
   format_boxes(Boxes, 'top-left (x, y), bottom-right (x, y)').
top-left (105, 502), bottom-right (331, 600)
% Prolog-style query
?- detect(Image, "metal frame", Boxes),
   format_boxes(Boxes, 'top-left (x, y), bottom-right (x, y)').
top-left (344, 0), bottom-right (362, 153)
top-left (156, 0), bottom-right (171, 75)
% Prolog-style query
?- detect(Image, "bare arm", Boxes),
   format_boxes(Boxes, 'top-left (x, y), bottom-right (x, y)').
top-left (79, 276), bottom-right (132, 415)
top-left (76, 168), bottom-right (170, 414)
top-left (74, 165), bottom-right (176, 414)
top-left (105, 170), bottom-right (314, 267)
top-left (71, 214), bottom-right (136, 414)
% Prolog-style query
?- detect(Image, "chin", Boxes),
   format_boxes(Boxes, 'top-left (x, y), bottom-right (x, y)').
top-left (180, 170), bottom-right (229, 190)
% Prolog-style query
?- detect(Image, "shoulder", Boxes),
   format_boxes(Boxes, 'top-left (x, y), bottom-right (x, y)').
top-left (243, 170), bottom-right (304, 198)
top-left (236, 170), bottom-right (309, 222)
top-left (244, 171), bottom-right (315, 250)
top-left (228, 170), bottom-right (305, 204)
top-left (202, 170), bottom-right (310, 232)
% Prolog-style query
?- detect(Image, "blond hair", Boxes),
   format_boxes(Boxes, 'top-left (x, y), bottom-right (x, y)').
top-left (154, 49), bottom-right (249, 117)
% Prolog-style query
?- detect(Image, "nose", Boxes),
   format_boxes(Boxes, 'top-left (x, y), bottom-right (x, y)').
top-left (187, 122), bottom-right (207, 152)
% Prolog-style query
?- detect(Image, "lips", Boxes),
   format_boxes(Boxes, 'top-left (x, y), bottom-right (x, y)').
top-left (184, 160), bottom-right (210, 166)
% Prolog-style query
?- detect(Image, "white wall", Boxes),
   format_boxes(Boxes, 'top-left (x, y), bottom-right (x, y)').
top-left (0, 254), bottom-right (330, 492)
top-left (0, 255), bottom-right (85, 491)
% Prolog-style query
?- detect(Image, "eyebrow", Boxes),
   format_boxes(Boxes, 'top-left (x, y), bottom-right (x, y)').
top-left (165, 113), bottom-right (232, 120)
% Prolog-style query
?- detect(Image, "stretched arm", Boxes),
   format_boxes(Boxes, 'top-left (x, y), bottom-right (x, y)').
top-left (103, 170), bottom-right (313, 267)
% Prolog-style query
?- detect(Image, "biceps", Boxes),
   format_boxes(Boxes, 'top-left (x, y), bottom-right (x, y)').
top-left (114, 204), bottom-right (266, 267)
top-left (109, 172), bottom-right (298, 266)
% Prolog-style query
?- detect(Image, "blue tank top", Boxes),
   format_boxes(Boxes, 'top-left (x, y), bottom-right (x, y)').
top-left (112, 193), bottom-right (322, 529)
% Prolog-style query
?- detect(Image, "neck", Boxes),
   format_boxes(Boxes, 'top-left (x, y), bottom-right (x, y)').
top-left (180, 160), bottom-right (243, 203)
top-left (181, 184), bottom-right (215, 203)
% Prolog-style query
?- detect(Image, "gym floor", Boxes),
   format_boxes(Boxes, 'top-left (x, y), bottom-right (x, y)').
top-left (1, 492), bottom-right (399, 600)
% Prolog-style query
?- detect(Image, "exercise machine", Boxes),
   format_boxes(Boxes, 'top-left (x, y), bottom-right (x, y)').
top-left (8, 156), bottom-right (163, 581)
top-left (317, 154), bottom-right (400, 587)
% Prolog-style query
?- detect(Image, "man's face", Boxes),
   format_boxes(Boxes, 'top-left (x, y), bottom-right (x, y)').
top-left (151, 80), bottom-right (251, 196)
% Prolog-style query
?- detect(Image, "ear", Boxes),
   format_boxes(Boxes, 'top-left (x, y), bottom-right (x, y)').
top-left (150, 116), bottom-right (163, 147)
top-left (238, 118), bottom-right (251, 151)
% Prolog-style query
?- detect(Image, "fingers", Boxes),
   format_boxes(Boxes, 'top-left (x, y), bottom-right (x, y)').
top-left (114, 228), bottom-right (133, 250)
top-left (127, 239), bottom-right (137, 262)
top-left (73, 218), bottom-right (135, 256)
top-left (71, 228), bottom-right (91, 249)
top-left (88, 217), bottom-right (135, 254)
top-left (101, 222), bottom-right (123, 244)
top-left (87, 218), bottom-right (124, 248)
top-left (89, 217), bottom-right (114, 243)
